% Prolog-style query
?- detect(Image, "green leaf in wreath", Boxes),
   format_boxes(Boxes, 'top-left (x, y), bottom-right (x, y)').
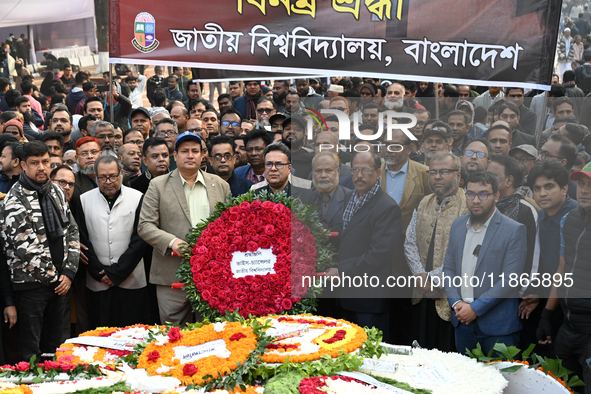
top-left (499, 365), bottom-right (524, 373)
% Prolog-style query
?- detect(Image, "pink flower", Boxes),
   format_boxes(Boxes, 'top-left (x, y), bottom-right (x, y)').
top-left (43, 360), bottom-right (60, 371)
top-left (58, 355), bottom-right (75, 363)
top-left (15, 362), bottom-right (29, 371)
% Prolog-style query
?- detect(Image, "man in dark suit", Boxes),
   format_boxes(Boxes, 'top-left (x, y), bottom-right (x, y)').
top-left (443, 171), bottom-right (527, 355)
top-left (250, 142), bottom-right (317, 204)
top-left (326, 151), bottom-right (401, 341)
top-left (208, 135), bottom-right (252, 197)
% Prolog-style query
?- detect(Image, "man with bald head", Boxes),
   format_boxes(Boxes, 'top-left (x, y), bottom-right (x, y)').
top-left (118, 143), bottom-right (143, 182)
top-left (185, 118), bottom-right (207, 140)
top-left (170, 106), bottom-right (189, 133)
top-left (313, 131), bottom-right (350, 182)
top-left (461, 139), bottom-right (492, 176)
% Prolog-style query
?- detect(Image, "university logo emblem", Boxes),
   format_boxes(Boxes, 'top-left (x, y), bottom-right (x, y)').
top-left (132, 12), bottom-right (159, 53)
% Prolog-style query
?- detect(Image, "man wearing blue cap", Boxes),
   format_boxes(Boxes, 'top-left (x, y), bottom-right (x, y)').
top-left (138, 131), bottom-right (231, 324)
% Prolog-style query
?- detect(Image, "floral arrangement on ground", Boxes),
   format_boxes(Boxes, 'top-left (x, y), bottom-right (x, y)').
top-left (0, 355), bottom-right (104, 384)
top-left (468, 343), bottom-right (585, 393)
top-left (177, 190), bottom-right (334, 320)
top-left (55, 325), bottom-right (163, 367)
top-left (126, 316), bottom-right (271, 391)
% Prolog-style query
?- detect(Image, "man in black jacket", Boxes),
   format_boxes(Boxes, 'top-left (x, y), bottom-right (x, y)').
top-left (537, 161), bottom-right (591, 393)
top-left (326, 151), bottom-right (401, 342)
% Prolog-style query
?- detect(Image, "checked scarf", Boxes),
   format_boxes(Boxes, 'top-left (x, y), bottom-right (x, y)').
top-left (342, 177), bottom-right (382, 230)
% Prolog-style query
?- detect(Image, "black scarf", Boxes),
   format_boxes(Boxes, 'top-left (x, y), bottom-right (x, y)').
top-left (497, 188), bottom-right (526, 221)
top-left (19, 172), bottom-right (69, 241)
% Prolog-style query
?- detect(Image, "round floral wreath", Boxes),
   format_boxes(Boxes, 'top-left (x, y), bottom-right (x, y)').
top-left (178, 191), bottom-right (333, 320)
top-left (259, 314), bottom-right (368, 364)
top-left (137, 322), bottom-right (258, 387)
top-left (55, 325), bottom-right (163, 366)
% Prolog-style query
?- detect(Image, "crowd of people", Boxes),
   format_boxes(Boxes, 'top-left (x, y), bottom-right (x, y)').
top-left (0, 63), bottom-right (589, 392)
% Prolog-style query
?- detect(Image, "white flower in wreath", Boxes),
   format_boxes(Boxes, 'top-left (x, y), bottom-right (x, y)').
top-left (156, 363), bottom-right (173, 374)
top-left (72, 346), bottom-right (100, 363)
top-left (213, 321), bottom-right (227, 332)
top-left (153, 334), bottom-right (169, 346)
top-left (215, 348), bottom-right (232, 359)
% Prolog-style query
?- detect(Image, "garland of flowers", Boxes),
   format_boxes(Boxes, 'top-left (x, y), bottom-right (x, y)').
top-left (0, 356), bottom-right (104, 384)
top-left (299, 375), bottom-right (375, 394)
top-left (55, 325), bottom-right (164, 367)
top-left (177, 191), bottom-right (334, 321)
top-left (0, 384), bottom-right (32, 394)
top-left (258, 315), bottom-right (367, 364)
top-left (134, 319), bottom-right (269, 389)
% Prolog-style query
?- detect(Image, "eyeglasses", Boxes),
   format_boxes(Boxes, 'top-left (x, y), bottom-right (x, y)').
top-left (350, 167), bottom-right (376, 175)
top-left (213, 153), bottom-right (234, 162)
top-left (50, 162), bottom-right (60, 169)
top-left (97, 173), bottom-right (120, 183)
top-left (466, 192), bottom-right (494, 200)
top-left (65, 159), bottom-right (75, 166)
top-left (539, 151), bottom-right (564, 161)
top-left (329, 107), bottom-right (347, 112)
top-left (265, 161), bottom-right (290, 170)
top-left (514, 156), bottom-right (535, 163)
top-left (79, 150), bottom-right (100, 158)
top-left (55, 179), bottom-right (75, 188)
top-left (426, 169), bottom-right (459, 176)
top-left (464, 150), bottom-right (487, 159)
top-left (187, 128), bottom-right (203, 133)
top-left (127, 139), bottom-right (144, 146)
top-left (257, 108), bottom-right (274, 114)
top-left (156, 131), bottom-right (178, 137)
top-left (96, 134), bottom-right (114, 140)
top-left (222, 121), bottom-right (240, 127)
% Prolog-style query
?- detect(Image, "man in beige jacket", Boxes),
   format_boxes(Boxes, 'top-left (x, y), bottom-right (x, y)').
top-left (139, 131), bottom-right (230, 324)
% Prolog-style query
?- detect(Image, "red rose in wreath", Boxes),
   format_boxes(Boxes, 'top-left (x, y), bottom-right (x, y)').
top-left (188, 200), bottom-right (318, 318)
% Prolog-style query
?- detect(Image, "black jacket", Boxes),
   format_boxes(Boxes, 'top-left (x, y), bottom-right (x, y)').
top-left (337, 188), bottom-right (402, 312)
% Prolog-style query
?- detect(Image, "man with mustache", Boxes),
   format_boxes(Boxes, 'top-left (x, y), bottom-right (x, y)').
top-left (0, 141), bottom-right (79, 361)
top-left (138, 132), bottom-right (230, 324)
top-left (118, 143), bottom-right (143, 183)
top-left (282, 116), bottom-right (313, 179)
top-left (209, 135), bottom-right (252, 197)
top-left (405, 151), bottom-right (468, 351)
top-left (49, 108), bottom-right (75, 153)
top-left (326, 151), bottom-right (401, 342)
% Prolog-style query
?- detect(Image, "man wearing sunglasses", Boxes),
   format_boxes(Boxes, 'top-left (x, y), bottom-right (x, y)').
top-left (255, 97), bottom-right (276, 127)
top-left (461, 139), bottom-right (492, 177)
top-left (219, 108), bottom-right (243, 138)
top-left (443, 171), bottom-right (527, 356)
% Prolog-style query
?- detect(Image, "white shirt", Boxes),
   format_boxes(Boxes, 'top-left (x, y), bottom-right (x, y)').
top-left (460, 209), bottom-right (496, 303)
top-left (129, 75), bottom-right (147, 108)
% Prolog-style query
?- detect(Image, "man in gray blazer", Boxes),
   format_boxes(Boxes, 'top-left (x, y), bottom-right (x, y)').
top-left (443, 171), bottom-right (527, 356)
top-left (138, 131), bottom-right (231, 324)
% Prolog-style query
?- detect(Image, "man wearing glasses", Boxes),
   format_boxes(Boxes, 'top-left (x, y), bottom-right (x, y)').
top-left (78, 155), bottom-right (150, 328)
top-left (325, 151), bottom-right (401, 342)
top-left (209, 135), bottom-right (252, 197)
top-left (250, 142), bottom-right (314, 198)
top-left (154, 118), bottom-right (179, 171)
top-left (50, 165), bottom-right (76, 202)
top-left (255, 97), bottom-right (276, 128)
top-left (461, 139), bottom-right (492, 177)
top-left (443, 171), bottom-right (527, 356)
top-left (89, 121), bottom-right (116, 153)
top-left (219, 109), bottom-right (243, 138)
top-left (404, 151), bottom-right (468, 352)
top-left (509, 145), bottom-right (538, 178)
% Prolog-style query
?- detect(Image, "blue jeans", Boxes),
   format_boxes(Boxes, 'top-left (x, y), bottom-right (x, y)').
top-left (455, 320), bottom-right (520, 356)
